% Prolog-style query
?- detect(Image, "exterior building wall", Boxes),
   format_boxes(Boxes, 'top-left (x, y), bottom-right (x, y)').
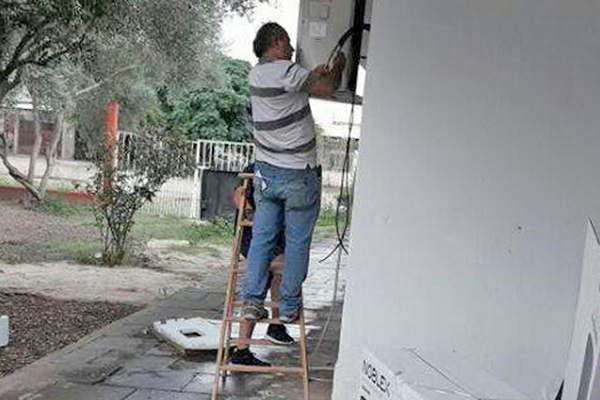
top-left (0, 108), bottom-right (75, 160)
top-left (333, 1), bottom-right (600, 399)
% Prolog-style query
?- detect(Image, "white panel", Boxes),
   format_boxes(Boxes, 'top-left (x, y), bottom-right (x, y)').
top-left (0, 316), bottom-right (8, 348)
top-left (564, 221), bottom-right (600, 400)
top-left (333, 1), bottom-right (600, 399)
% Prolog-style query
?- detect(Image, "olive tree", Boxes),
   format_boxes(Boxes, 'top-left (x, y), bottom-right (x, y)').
top-left (0, 0), bottom-right (266, 201)
top-left (0, 0), bottom-right (110, 200)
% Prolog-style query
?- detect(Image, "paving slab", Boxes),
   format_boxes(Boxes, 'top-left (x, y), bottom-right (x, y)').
top-left (125, 389), bottom-right (208, 400)
top-left (31, 382), bottom-right (135, 400)
top-left (183, 372), bottom-right (275, 396)
top-left (168, 352), bottom-right (219, 374)
top-left (61, 361), bottom-right (122, 384)
top-left (106, 368), bottom-right (197, 391)
top-left (0, 234), bottom-right (347, 400)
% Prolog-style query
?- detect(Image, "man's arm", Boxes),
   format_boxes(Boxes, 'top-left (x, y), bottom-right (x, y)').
top-left (307, 52), bottom-right (347, 98)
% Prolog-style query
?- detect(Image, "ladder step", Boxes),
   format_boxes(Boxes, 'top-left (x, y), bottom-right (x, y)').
top-left (233, 301), bottom-right (279, 308)
top-left (220, 364), bottom-right (303, 375)
top-left (231, 268), bottom-right (282, 277)
top-left (229, 338), bottom-right (288, 346)
top-left (233, 261), bottom-right (282, 274)
top-left (226, 317), bottom-right (300, 325)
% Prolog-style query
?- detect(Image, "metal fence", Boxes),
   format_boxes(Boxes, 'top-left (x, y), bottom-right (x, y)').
top-left (194, 139), bottom-right (254, 172)
top-left (117, 132), bottom-right (254, 219)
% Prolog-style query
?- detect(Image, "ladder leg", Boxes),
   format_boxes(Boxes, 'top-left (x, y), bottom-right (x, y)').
top-left (212, 177), bottom-right (251, 399)
top-left (213, 259), bottom-right (240, 398)
top-left (299, 304), bottom-right (310, 400)
top-left (212, 275), bottom-right (234, 400)
top-left (221, 270), bottom-right (239, 387)
top-left (211, 347), bottom-right (223, 400)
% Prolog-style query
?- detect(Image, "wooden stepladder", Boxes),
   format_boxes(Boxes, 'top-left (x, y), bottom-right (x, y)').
top-left (211, 173), bottom-right (310, 400)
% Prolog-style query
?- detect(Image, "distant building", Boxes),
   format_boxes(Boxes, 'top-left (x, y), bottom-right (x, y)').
top-left (0, 89), bottom-right (75, 160)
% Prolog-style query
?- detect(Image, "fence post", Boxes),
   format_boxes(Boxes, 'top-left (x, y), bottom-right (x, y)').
top-left (104, 101), bottom-right (119, 190)
top-left (191, 140), bottom-right (202, 219)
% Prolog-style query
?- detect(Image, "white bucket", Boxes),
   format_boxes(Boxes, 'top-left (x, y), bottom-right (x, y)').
top-left (0, 315), bottom-right (8, 347)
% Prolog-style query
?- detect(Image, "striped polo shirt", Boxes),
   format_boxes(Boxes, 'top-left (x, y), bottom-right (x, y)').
top-left (249, 58), bottom-right (317, 170)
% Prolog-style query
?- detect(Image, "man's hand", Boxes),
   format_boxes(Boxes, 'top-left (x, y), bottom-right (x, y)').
top-left (332, 51), bottom-right (347, 70)
top-left (313, 64), bottom-right (329, 76)
top-left (307, 52), bottom-right (347, 98)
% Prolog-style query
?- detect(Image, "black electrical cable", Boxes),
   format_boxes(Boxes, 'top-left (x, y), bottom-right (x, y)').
top-left (317, 24), bottom-right (368, 263)
top-left (312, 90), bottom-right (357, 357)
top-left (318, 94), bottom-right (355, 262)
top-left (311, 22), bottom-right (367, 357)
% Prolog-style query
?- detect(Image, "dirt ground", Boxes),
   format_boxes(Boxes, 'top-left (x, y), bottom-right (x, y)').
top-left (0, 202), bottom-right (89, 244)
top-left (0, 200), bottom-right (97, 262)
top-left (0, 200), bottom-right (231, 303)
top-left (0, 292), bottom-right (140, 377)
top-left (0, 198), bottom-right (338, 381)
top-left (0, 199), bottom-right (230, 378)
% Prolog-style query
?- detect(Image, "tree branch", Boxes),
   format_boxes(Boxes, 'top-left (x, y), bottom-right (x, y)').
top-left (39, 110), bottom-right (64, 199)
top-left (0, 18), bottom-right (50, 80)
top-left (0, 68), bottom-right (23, 105)
top-left (0, 133), bottom-right (42, 201)
top-left (74, 64), bottom-right (140, 98)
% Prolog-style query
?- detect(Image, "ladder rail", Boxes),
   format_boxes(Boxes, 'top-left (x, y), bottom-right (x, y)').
top-left (211, 176), bottom-right (250, 400)
top-left (211, 173), bottom-right (311, 400)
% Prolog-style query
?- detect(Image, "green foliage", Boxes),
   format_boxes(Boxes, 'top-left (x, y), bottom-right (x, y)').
top-left (90, 128), bottom-right (195, 266)
top-left (166, 56), bottom-right (253, 142)
top-left (0, 0), bottom-right (110, 102)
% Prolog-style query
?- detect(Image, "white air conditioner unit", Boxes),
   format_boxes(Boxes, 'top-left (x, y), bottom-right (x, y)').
top-left (296, 0), bottom-right (372, 103)
top-left (563, 220), bottom-right (600, 400)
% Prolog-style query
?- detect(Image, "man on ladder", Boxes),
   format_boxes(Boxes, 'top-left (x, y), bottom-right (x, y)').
top-left (229, 163), bottom-right (294, 366)
top-left (237, 22), bottom-right (346, 365)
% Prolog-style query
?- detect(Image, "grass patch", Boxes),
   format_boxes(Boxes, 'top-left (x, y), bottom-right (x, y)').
top-left (35, 196), bottom-right (95, 223)
top-left (41, 240), bottom-right (103, 265)
top-left (316, 207), bottom-right (349, 230)
top-left (0, 248), bottom-right (22, 264)
top-left (5, 195), bottom-right (234, 265)
top-left (0, 176), bottom-right (17, 187)
top-left (183, 218), bottom-right (234, 245)
top-left (132, 215), bottom-right (234, 246)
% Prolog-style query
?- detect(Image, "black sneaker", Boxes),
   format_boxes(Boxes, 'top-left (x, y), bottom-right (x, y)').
top-left (230, 348), bottom-right (271, 367)
top-left (265, 324), bottom-right (294, 345)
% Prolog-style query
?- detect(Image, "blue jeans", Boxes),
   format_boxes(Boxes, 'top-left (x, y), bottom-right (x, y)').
top-left (242, 161), bottom-right (321, 316)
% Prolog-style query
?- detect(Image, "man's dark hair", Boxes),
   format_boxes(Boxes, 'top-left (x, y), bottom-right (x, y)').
top-left (253, 22), bottom-right (288, 58)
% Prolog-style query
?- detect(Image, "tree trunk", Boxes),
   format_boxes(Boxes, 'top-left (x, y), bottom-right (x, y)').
top-left (0, 84), bottom-right (9, 106)
top-left (0, 134), bottom-right (42, 201)
top-left (38, 111), bottom-right (65, 200)
top-left (27, 79), bottom-right (42, 182)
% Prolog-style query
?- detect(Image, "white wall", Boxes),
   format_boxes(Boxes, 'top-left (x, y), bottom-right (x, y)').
top-left (333, 1), bottom-right (600, 399)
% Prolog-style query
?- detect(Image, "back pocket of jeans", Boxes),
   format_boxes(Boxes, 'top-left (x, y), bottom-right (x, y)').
top-left (285, 174), bottom-right (320, 210)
